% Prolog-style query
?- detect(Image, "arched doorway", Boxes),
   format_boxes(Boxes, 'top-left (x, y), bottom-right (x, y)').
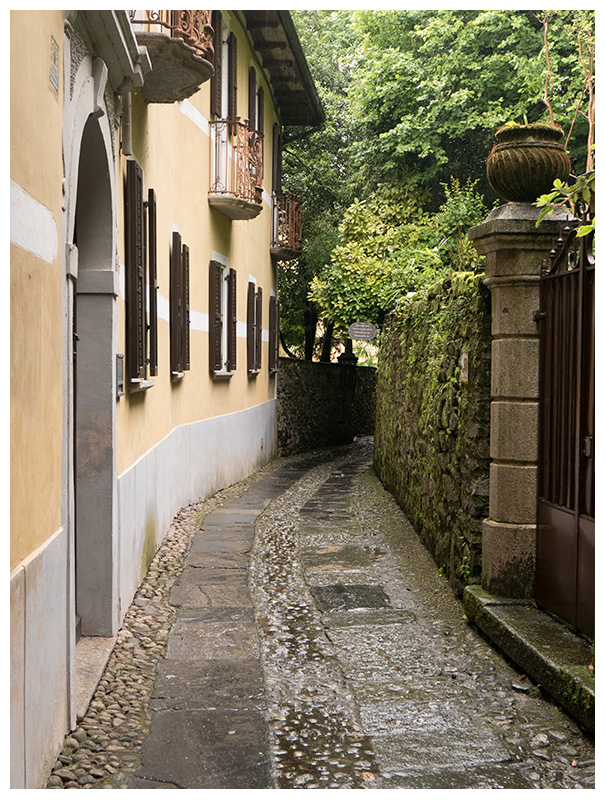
top-left (71, 113), bottom-right (118, 638)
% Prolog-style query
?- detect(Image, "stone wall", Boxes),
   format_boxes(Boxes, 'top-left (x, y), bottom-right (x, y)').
top-left (374, 272), bottom-right (492, 595)
top-left (277, 358), bottom-right (376, 456)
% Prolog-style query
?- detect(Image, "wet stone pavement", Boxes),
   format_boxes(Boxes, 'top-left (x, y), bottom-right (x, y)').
top-left (47, 438), bottom-right (595, 790)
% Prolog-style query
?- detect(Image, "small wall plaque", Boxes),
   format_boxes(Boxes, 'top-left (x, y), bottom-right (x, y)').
top-left (50, 35), bottom-right (59, 93)
top-left (461, 352), bottom-right (469, 383)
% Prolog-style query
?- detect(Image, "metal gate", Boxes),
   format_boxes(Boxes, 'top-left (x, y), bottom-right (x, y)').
top-left (536, 221), bottom-right (595, 637)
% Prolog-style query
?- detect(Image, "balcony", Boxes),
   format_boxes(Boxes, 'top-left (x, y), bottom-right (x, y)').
top-left (208, 119), bottom-right (264, 221)
top-left (271, 193), bottom-right (302, 258)
top-left (129, 10), bottom-right (214, 103)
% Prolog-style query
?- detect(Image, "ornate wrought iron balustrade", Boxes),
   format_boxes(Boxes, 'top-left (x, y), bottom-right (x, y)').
top-left (129, 10), bottom-right (214, 59)
top-left (209, 118), bottom-right (264, 207)
top-left (271, 193), bottom-right (302, 255)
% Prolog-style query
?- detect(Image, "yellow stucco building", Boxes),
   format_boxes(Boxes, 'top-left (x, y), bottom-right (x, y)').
top-left (10, 10), bottom-right (322, 788)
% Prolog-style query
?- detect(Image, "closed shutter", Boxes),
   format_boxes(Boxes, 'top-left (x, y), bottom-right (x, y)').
top-left (227, 31), bottom-right (237, 130)
top-left (269, 295), bottom-right (280, 373)
top-left (211, 11), bottom-right (222, 117)
top-left (255, 286), bottom-right (263, 370)
top-left (125, 159), bottom-right (146, 381)
top-left (182, 243), bottom-right (190, 371)
top-left (272, 123), bottom-right (282, 196)
top-left (227, 268), bottom-right (237, 371)
top-left (247, 281), bottom-right (256, 372)
top-left (209, 261), bottom-right (223, 372)
top-left (170, 231), bottom-right (183, 373)
top-left (248, 67), bottom-right (257, 130)
top-left (147, 188), bottom-right (158, 376)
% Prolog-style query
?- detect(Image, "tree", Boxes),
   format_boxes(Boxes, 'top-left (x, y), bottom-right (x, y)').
top-left (309, 180), bottom-right (487, 330)
top-left (348, 10), bottom-right (592, 207)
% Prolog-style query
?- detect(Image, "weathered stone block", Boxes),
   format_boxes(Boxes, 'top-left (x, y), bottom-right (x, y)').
top-left (491, 338), bottom-right (539, 399)
top-left (489, 280), bottom-right (541, 337)
top-left (490, 401), bottom-right (538, 462)
top-left (489, 463), bottom-right (537, 524)
top-left (481, 519), bottom-right (536, 598)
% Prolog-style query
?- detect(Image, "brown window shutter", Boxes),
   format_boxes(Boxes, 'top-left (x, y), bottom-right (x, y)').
top-left (227, 268), bottom-right (237, 371)
top-left (255, 286), bottom-right (263, 370)
top-left (170, 231), bottom-right (183, 373)
top-left (209, 260), bottom-right (223, 372)
top-left (247, 281), bottom-right (256, 372)
top-left (272, 123), bottom-right (282, 196)
top-left (147, 188), bottom-right (158, 376)
top-left (248, 67), bottom-right (257, 131)
top-left (125, 159), bottom-right (146, 382)
top-left (269, 295), bottom-right (280, 373)
top-left (257, 86), bottom-right (264, 137)
top-left (182, 243), bottom-right (190, 371)
top-left (211, 11), bottom-right (222, 117)
top-left (227, 31), bottom-right (237, 127)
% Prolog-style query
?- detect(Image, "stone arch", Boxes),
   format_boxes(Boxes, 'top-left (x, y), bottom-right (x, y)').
top-left (62, 45), bottom-right (119, 641)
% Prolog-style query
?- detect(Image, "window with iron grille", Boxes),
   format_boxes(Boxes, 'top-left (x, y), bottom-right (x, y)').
top-left (170, 231), bottom-right (190, 376)
top-left (247, 281), bottom-right (263, 374)
top-left (124, 158), bottom-right (158, 388)
top-left (209, 260), bottom-right (237, 375)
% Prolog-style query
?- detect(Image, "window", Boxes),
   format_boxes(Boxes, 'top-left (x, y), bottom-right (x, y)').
top-left (170, 231), bottom-right (190, 375)
top-left (247, 281), bottom-right (262, 374)
top-left (124, 158), bottom-right (158, 388)
top-left (209, 260), bottom-right (237, 374)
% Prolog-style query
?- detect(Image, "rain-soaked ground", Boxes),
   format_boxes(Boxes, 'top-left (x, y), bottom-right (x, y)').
top-left (249, 438), bottom-right (595, 789)
top-left (48, 437), bottom-right (595, 789)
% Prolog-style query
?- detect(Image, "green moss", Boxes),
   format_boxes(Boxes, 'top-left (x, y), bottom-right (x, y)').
top-left (375, 272), bottom-right (491, 594)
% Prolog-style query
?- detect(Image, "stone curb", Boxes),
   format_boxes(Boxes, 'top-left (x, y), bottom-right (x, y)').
top-left (463, 585), bottom-right (595, 734)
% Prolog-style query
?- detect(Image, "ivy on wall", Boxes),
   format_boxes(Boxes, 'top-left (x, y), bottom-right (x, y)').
top-left (374, 271), bottom-right (491, 595)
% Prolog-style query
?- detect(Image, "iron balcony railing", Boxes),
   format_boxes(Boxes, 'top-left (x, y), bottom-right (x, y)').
top-left (209, 118), bottom-right (264, 208)
top-left (129, 10), bottom-right (214, 60)
top-left (271, 193), bottom-right (302, 255)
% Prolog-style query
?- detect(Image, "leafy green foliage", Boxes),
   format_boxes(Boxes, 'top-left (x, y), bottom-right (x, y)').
top-left (309, 181), bottom-right (487, 330)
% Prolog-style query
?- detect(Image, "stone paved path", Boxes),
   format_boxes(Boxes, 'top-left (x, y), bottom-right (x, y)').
top-left (47, 439), bottom-right (595, 789)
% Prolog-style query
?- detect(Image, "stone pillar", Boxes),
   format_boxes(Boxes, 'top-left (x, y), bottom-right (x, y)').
top-left (468, 202), bottom-right (569, 598)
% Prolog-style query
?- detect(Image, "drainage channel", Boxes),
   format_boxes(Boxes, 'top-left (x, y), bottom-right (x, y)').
top-left (250, 446), bottom-right (380, 788)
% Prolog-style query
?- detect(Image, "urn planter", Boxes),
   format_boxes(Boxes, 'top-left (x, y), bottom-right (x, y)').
top-left (486, 123), bottom-right (571, 203)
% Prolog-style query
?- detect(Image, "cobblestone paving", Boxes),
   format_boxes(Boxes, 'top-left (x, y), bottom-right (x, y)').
top-left (46, 440), bottom-right (595, 789)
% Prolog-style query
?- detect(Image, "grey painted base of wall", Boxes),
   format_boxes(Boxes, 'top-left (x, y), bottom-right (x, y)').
top-left (10, 400), bottom-right (276, 788)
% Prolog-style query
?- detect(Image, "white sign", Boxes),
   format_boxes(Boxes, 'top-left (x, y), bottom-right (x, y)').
top-left (348, 321), bottom-right (377, 341)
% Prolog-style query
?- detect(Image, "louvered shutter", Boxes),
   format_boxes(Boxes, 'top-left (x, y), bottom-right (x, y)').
top-left (272, 123), bottom-right (282, 195)
top-left (211, 11), bottom-right (222, 118)
top-left (227, 268), bottom-right (237, 371)
top-left (255, 287), bottom-right (263, 370)
top-left (209, 261), bottom-right (223, 372)
top-left (182, 243), bottom-right (190, 371)
top-left (170, 231), bottom-right (183, 373)
top-left (257, 86), bottom-right (264, 177)
top-left (227, 31), bottom-right (237, 130)
top-left (147, 188), bottom-right (158, 376)
top-left (269, 295), bottom-right (280, 373)
top-left (125, 159), bottom-right (146, 381)
top-left (247, 281), bottom-right (256, 372)
top-left (248, 67), bottom-right (257, 131)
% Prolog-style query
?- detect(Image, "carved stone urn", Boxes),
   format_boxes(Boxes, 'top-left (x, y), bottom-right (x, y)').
top-left (486, 123), bottom-right (571, 203)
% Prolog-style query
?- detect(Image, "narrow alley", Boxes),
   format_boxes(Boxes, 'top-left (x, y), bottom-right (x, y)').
top-left (46, 438), bottom-right (594, 790)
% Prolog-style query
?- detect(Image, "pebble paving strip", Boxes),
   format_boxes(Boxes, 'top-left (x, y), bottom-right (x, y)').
top-left (45, 461), bottom-right (291, 789)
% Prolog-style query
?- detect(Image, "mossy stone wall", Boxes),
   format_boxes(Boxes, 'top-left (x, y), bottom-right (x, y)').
top-left (277, 358), bottom-right (376, 456)
top-left (374, 272), bottom-right (491, 595)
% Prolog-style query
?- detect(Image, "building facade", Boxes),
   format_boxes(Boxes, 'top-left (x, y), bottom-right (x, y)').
top-left (10, 10), bottom-right (322, 788)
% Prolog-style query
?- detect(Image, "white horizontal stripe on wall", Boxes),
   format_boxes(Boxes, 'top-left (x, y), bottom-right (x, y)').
top-left (10, 180), bottom-right (58, 264)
